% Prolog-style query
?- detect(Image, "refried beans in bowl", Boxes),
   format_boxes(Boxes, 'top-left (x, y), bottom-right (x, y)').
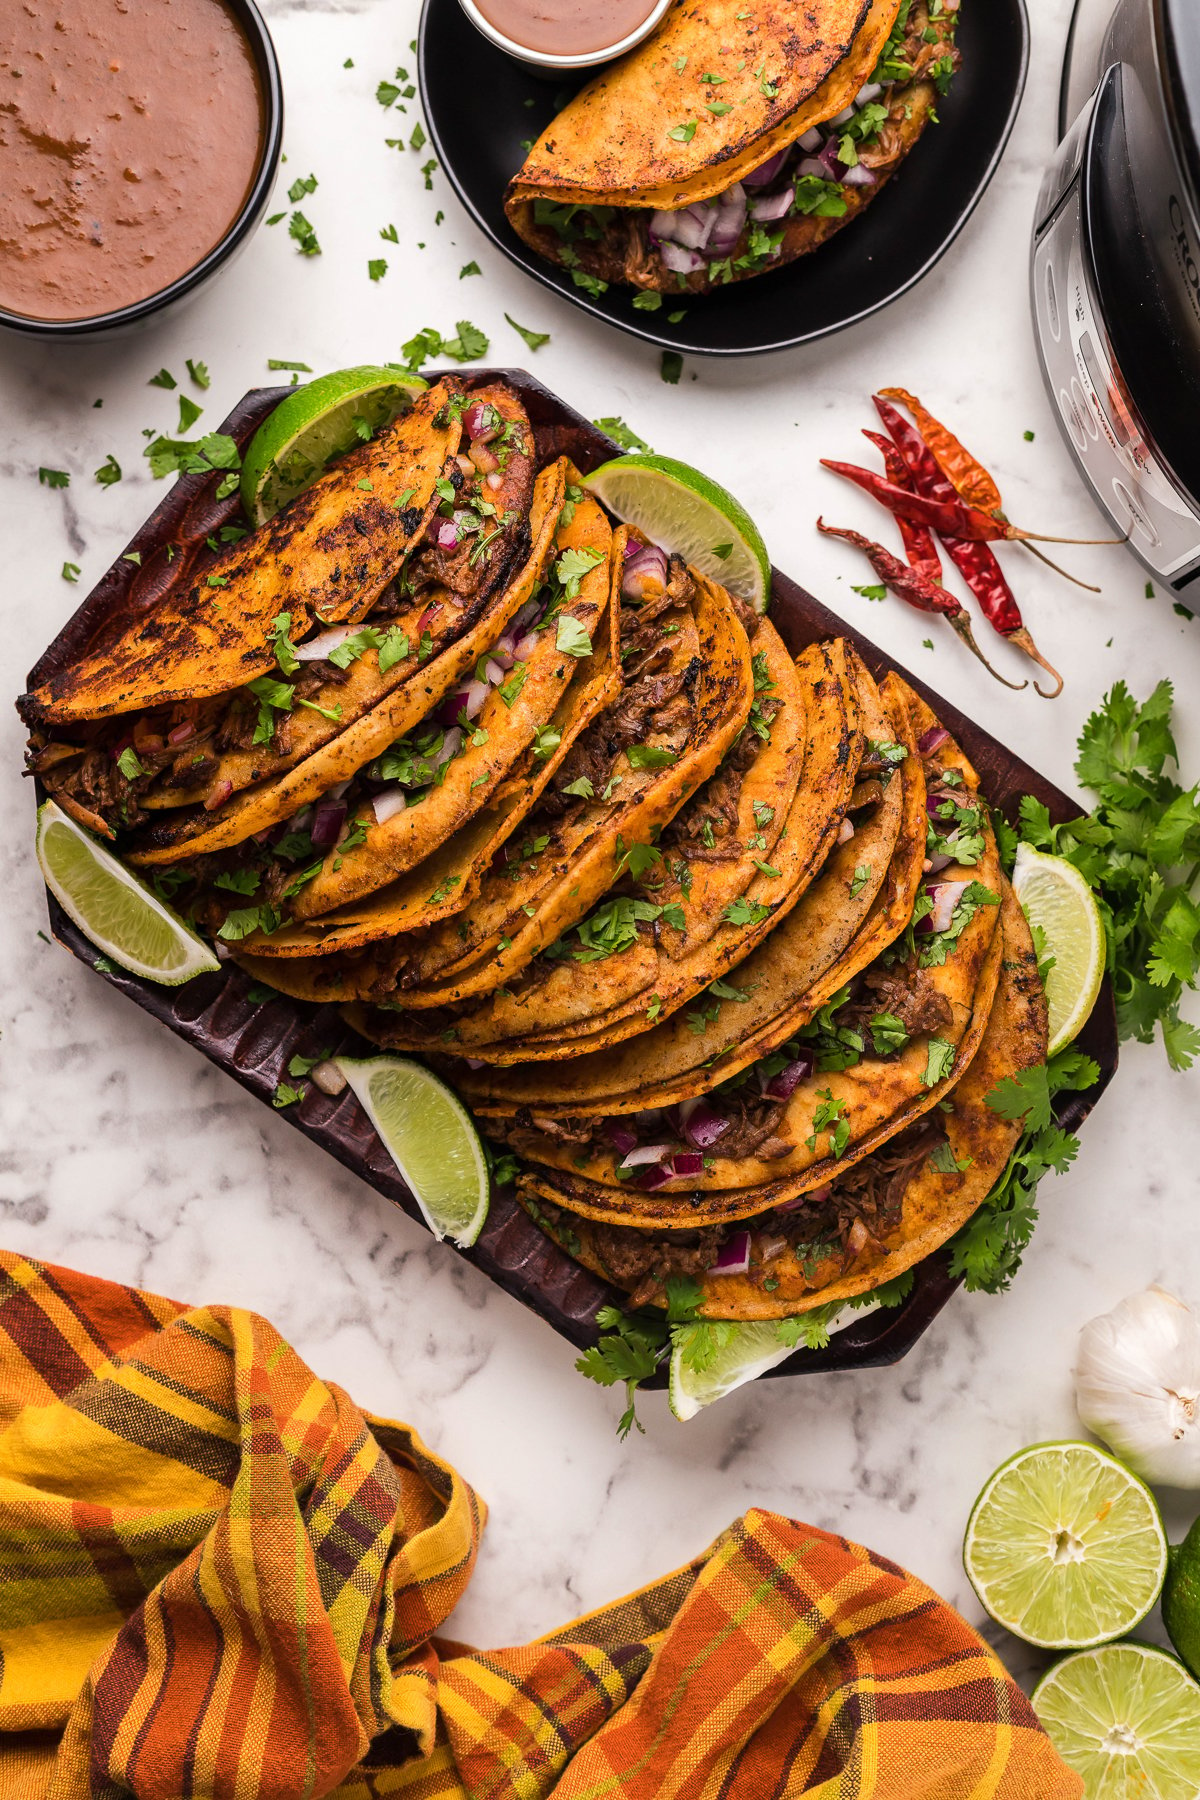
top-left (0, 0), bottom-right (282, 337)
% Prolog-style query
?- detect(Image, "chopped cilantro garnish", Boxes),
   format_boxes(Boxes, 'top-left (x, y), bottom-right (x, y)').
top-left (593, 417), bottom-right (651, 452)
top-left (94, 454), bottom-right (121, 487)
top-left (505, 312), bottom-right (550, 351)
top-left (661, 351), bottom-right (683, 384)
top-left (116, 747), bottom-right (146, 781)
top-left (555, 615), bottom-right (592, 658)
top-left (922, 1037), bottom-right (956, 1088)
top-left (627, 744), bottom-right (677, 770)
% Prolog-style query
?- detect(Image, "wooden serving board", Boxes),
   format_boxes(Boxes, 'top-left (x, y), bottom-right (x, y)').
top-left (25, 370), bottom-right (1118, 1381)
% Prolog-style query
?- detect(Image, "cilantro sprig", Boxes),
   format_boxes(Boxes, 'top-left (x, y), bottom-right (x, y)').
top-left (1008, 679), bottom-right (1200, 1069)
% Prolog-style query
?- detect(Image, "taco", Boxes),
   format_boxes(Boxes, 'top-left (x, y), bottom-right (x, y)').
top-left (353, 630), bottom-right (861, 1056)
top-left (25, 382), bottom-right (538, 852)
top-left (278, 553), bottom-right (756, 1009)
top-left (516, 881), bottom-right (1047, 1315)
top-left (505, 1), bottom-right (960, 296)
top-left (171, 469), bottom-right (621, 946)
top-left (453, 664), bottom-right (924, 1107)
top-left (236, 524), bottom-right (626, 958)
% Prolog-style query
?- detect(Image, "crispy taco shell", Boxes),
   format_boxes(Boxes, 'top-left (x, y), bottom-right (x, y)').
top-left (22, 383), bottom-right (461, 727)
top-left (240, 524), bottom-right (627, 959)
top-left (517, 881), bottom-right (1048, 1315)
top-left (455, 665), bottom-right (922, 1110)
top-left (125, 459), bottom-right (567, 867)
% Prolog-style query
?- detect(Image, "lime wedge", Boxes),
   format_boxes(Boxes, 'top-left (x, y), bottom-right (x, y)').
top-left (1033, 1643), bottom-right (1200, 1797)
top-left (1012, 842), bottom-right (1106, 1055)
top-left (963, 1442), bottom-right (1167, 1650)
top-left (241, 366), bottom-right (428, 525)
top-left (668, 1301), bottom-right (879, 1421)
top-left (35, 800), bottom-right (219, 985)
top-left (334, 1055), bottom-right (489, 1246)
top-left (584, 453), bottom-right (771, 610)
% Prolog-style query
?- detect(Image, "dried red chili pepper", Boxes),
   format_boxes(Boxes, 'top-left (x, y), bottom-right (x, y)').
top-left (819, 460), bottom-right (1012, 541)
top-left (878, 386), bottom-right (1003, 513)
top-left (863, 429), bottom-right (943, 584)
top-left (869, 396), bottom-right (1064, 697)
top-left (816, 520), bottom-right (1025, 690)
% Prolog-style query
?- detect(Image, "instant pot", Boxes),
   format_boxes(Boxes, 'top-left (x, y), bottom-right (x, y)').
top-left (1032, 0), bottom-right (1200, 590)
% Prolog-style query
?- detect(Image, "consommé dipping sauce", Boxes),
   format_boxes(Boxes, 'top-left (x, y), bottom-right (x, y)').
top-left (473, 0), bottom-right (662, 56)
top-left (0, 0), bottom-right (264, 322)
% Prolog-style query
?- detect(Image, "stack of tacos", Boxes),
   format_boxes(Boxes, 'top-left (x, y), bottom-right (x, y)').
top-left (21, 375), bottom-right (1047, 1334)
top-left (505, 0), bottom-right (961, 297)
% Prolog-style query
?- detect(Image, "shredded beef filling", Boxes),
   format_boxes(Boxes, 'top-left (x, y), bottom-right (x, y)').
top-left (840, 958), bottom-right (953, 1038)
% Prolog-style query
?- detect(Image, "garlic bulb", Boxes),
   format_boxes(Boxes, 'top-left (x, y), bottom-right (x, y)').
top-left (1075, 1287), bottom-right (1200, 1487)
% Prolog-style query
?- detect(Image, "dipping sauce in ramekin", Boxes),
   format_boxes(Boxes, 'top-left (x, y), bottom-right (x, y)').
top-left (459, 0), bottom-right (672, 72)
top-left (0, 0), bottom-right (267, 324)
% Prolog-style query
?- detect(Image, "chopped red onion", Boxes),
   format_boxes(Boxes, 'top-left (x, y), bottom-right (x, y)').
top-left (455, 454), bottom-right (476, 478)
top-left (464, 400), bottom-right (499, 443)
top-left (918, 725), bottom-right (950, 755)
top-left (372, 789), bottom-right (408, 825)
top-left (797, 156), bottom-right (830, 180)
top-left (167, 720), bottom-right (196, 746)
top-left (311, 1060), bottom-right (347, 1097)
top-left (708, 183), bottom-right (747, 254)
top-left (440, 678), bottom-right (490, 726)
top-left (310, 798), bottom-right (348, 850)
top-left (759, 1235), bottom-right (788, 1261)
top-left (417, 602), bottom-right (442, 633)
top-left (436, 521), bottom-right (460, 551)
top-left (513, 598), bottom-right (543, 634)
top-left (841, 164), bottom-right (876, 189)
top-left (815, 137), bottom-right (846, 180)
top-left (837, 817), bottom-right (856, 844)
top-left (856, 81), bottom-right (884, 105)
top-left (927, 851), bottom-right (955, 875)
top-left (622, 543), bottom-right (668, 602)
top-left (469, 440), bottom-right (500, 476)
top-left (204, 778), bottom-right (233, 811)
top-left (462, 1057), bottom-right (486, 1070)
top-left (605, 1118), bottom-right (639, 1157)
top-left (650, 203), bottom-right (717, 252)
top-left (486, 471), bottom-right (504, 492)
top-left (623, 539), bottom-right (640, 559)
top-left (327, 779), bottom-right (352, 801)
top-left (830, 104), bottom-right (857, 127)
top-left (671, 1151), bottom-right (705, 1178)
top-left (637, 1163), bottom-right (675, 1191)
top-left (513, 631), bottom-right (540, 661)
top-left (484, 658), bottom-right (506, 686)
top-left (750, 189), bottom-right (794, 223)
top-left (294, 623), bottom-right (358, 664)
top-left (681, 1101), bottom-right (730, 1149)
top-left (433, 726), bottom-right (463, 769)
top-left (926, 880), bottom-right (968, 935)
top-left (659, 240), bottom-right (704, 275)
top-left (797, 126), bottom-right (824, 152)
top-left (620, 1143), bottom-right (673, 1168)
top-left (709, 1231), bottom-right (751, 1275)
top-left (846, 1218), bottom-right (870, 1256)
top-left (774, 1181), bottom-right (832, 1213)
top-left (743, 148), bottom-right (790, 188)
top-left (763, 1052), bottom-right (815, 1101)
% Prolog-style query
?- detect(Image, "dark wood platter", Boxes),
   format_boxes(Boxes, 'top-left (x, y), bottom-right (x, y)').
top-left (25, 370), bottom-right (1118, 1383)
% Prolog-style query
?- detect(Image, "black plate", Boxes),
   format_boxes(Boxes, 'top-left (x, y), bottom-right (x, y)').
top-left (25, 371), bottom-right (1117, 1384)
top-left (419, 0), bottom-right (1030, 357)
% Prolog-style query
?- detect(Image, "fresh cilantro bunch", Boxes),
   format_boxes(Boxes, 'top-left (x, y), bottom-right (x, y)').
top-left (1007, 679), bottom-right (1200, 1070)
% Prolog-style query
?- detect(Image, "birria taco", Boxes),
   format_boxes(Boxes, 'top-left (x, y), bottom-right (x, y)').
top-left (242, 546), bottom-right (756, 1006)
top-left (505, 0), bottom-right (960, 296)
top-left (22, 382), bottom-right (540, 860)
top-left (516, 882), bottom-right (1046, 1316)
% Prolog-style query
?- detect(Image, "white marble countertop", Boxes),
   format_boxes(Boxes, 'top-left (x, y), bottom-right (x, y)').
top-left (3, 0), bottom-right (1199, 1683)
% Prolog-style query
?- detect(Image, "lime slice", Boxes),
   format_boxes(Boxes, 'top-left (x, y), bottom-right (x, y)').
top-left (963, 1441), bottom-right (1167, 1649)
top-left (584, 453), bottom-right (771, 610)
top-left (334, 1055), bottom-right (489, 1246)
top-left (1032, 1643), bottom-right (1200, 1797)
top-left (241, 366), bottom-right (428, 525)
top-left (1012, 842), bottom-right (1106, 1055)
top-left (35, 800), bottom-right (219, 985)
top-left (668, 1301), bottom-right (879, 1421)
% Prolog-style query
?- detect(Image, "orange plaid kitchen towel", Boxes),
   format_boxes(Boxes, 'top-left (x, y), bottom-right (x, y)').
top-left (0, 1251), bottom-right (1080, 1798)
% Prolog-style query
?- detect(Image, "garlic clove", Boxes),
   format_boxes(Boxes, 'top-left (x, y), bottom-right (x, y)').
top-left (1075, 1286), bottom-right (1200, 1488)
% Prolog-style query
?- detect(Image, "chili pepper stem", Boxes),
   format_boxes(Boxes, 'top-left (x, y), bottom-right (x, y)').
top-left (1021, 541), bottom-right (1102, 593)
top-left (1007, 627), bottom-right (1064, 699)
top-left (947, 614), bottom-right (1028, 691)
top-left (1008, 528), bottom-right (1129, 546)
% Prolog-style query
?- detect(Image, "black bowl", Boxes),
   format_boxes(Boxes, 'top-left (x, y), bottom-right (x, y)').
top-left (420, 0), bottom-right (1029, 357)
top-left (0, 0), bottom-right (283, 343)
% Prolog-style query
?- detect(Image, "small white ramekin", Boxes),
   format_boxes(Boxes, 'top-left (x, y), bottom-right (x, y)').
top-left (457, 0), bottom-right (673, 74)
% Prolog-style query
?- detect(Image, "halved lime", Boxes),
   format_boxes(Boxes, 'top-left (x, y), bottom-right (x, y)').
top-left (1033, 1643), bottom-right (1200, 1797)
top-left (584, 453), bottom-right (771, 610)
top-left (963, 1442), bottom-right (1167, 1649)
top-left (334, 1055), bottom-right (489, 1246)
top-left (241, 366), bottom-right (428, 525)
top-left (668, 1300), bottom-right (879, 1421)
top-left (35, 800), bottom-right (219, 985)
top-left (1012, 843), bottom-right (1106, 1056)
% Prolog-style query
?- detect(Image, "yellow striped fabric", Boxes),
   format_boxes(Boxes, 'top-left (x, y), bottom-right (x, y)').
top-left (0, 1252), bottom-right (1081, 1798)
